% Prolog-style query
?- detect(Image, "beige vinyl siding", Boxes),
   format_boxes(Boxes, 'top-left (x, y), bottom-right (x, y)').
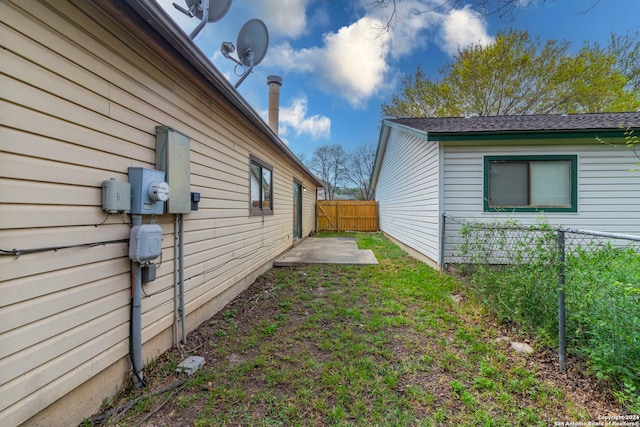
top-left (442, 142), bottom-right (640, 234)
top-left (0, 1), bottom-right (317, 425)
top-left (302, 181), bottom-right (316, 237)
top-left (375, 128), bottom-right (440, 263)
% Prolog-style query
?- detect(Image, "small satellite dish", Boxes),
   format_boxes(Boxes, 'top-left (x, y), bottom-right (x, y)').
top-left (236, 19), bottom-right (269, 67)
top-left (173, 0), bottom-right (232, 39)
top-left (220, 19), bottom-right (269, 88)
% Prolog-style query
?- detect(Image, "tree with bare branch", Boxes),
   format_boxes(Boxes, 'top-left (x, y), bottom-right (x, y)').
top-left (345, 144), bottom-right (377, 200)
top-left (368, 0), bottom-right (601, 31)
top-left (309, 144), bottom-right (348, 200)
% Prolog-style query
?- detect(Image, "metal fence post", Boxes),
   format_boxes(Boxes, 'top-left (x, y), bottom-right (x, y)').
top-left (557, 228), bottom-right (567, 371)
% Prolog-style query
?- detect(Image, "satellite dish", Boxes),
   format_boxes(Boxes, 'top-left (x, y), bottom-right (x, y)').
top-left (188, 0), bottom-right (231, 22)
top-left (220, 19), bottom-right (269, 88)
top-left (173, 0), bottom-right (232, 39)
top-left (236, 19), bottom-right (269, 67)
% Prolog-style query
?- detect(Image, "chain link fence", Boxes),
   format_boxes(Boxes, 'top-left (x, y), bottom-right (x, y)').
top-left (441, 213), bottom-right (640, 409)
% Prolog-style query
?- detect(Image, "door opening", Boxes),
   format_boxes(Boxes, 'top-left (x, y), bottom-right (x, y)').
top-left (293, 181), bottom-right (302, 240)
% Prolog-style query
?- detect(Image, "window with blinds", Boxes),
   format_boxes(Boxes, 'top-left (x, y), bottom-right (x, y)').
top-left (484, 155), bottom-right (577, 212)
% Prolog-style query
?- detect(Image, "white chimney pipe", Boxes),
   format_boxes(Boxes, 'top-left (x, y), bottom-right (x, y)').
top-left (267, 75), bottom-right (282, 135)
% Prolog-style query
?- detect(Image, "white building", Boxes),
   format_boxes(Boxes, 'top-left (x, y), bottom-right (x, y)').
top-left (371, 113), bottom-right (640, 267)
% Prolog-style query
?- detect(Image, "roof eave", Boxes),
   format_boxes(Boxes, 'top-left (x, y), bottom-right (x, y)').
top-left (370, 121), bottom-right (391, 190)
top-left (371, 119), bottom-right (432, 189)
top-left (427, 128), bottom-right (632, 142)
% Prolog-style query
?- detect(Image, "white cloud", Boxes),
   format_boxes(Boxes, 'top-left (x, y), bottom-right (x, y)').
top-left (264, 42), bottom-right (318, 72)
top-left (318, 17), bottom-right (392, 107)
top-left (362, 0), bottom-right (441, 58)
top-left (278, 96), bottom-right (331, 139)
top-left (359, 0), bottom-right (493, 58)
top-left (264, 1), bottom-right (492, 107)
top-left (266, 17), bottom-right (392, 108)
top-left (250, 0), bottom-right (310, 39)
top-left (160, 0), bottom-right (493, 108)
top-left (439, 5), bottom-right (494, 56)
top-left (356, 0), bottom-right (493, 57)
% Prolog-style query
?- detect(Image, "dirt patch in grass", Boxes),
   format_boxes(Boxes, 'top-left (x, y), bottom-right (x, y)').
top-left (85, 234), bottom-right (628, 427)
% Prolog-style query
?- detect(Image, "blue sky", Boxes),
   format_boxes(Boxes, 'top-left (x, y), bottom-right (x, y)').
top-left (157, 0), bottom-right (640, 161)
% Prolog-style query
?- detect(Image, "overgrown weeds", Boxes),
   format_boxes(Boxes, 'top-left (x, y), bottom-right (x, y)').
top-left (566, 245), bottom-right (640, 411)
top-left (457, 219), bottom-right (640, 412)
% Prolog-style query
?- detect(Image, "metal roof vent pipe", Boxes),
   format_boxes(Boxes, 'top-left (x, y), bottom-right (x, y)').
top-left (267, 75), bottom-right (282, 135)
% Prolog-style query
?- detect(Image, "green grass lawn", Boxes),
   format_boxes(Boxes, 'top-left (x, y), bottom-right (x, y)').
top-left (88, 233), bottom-right (624, 426)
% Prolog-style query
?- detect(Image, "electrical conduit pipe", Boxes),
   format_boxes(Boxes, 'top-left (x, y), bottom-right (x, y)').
top-left (130, 215), bottom-right (146, 387)
top-left (174, 215), bottom-right (179, 347)
top-left (180, 213), bottom-right (186, 344)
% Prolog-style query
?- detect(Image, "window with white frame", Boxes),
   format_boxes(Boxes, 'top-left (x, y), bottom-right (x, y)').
top-left (484, 155), bottom-right (577, 212)
top-left (250, 155), bottom-right (273, 215)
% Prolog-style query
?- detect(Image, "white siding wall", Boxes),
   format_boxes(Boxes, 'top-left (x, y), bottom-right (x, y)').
top-left (376, 128), bottom-right (440, 263)
top-left (0, 1), bottom-right (317, 425)
top-left (442, 142), bottom-right (640, 234)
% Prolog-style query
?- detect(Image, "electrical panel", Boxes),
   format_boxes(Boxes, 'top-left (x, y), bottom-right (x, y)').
top-left (102, 179), bottom-right (131, 213)
top-left (129, 224), bottom-right (163, 263)
top-left (156, 126), bottom-right (191, 214)
top-left (128, 167), bottom-right (169, 215)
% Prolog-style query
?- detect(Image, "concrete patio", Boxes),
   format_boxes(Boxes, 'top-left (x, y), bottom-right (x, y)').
top-left (274, 237), bottom-right (378, 266)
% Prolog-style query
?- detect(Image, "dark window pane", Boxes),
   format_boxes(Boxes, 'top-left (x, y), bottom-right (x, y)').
top-left (489, 161), bottom-right (528, 206)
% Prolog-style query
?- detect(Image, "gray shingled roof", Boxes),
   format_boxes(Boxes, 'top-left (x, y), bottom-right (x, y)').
top-left (389, 112), bottom-right (640, 134)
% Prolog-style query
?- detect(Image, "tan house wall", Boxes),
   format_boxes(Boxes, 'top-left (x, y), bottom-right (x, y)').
top-left (0, 1), bottom-right (318, 425)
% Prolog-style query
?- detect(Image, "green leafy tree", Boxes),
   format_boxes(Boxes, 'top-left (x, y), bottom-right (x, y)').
top-left (383, 67), bottom-right (456, 117)
top-left (443, 30), bottom-right (571, 116)
top-left (586, 30), bottom-right (640, 96)
top-left (559, 46), bottom-right (639, 113)
top-left (383, 30), bottom-right (639, 118)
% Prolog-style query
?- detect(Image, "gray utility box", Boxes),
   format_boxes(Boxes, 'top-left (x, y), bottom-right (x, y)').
top-left (129, 224), bottom-right (163, 263)
top-left (102, 178), bottom-right (131, 213)
top-left (156, 126), bottom-right (191, 214)
top-left (128, 167), bottom-right (167, 215)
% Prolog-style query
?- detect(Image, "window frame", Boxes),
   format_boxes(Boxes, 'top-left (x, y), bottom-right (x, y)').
top-left (249, 154), bottom-right (274, 216)
top-left (483, 155), bottom-right (578, 213)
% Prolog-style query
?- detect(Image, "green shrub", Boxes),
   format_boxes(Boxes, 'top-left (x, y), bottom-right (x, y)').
top-left (565, 245), bottom-right (640, 412)
top-left (458, 218), bottom-right (640, 412)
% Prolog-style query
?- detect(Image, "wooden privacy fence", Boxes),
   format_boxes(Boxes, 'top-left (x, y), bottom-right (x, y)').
top-left (317, 200), bottom-right (378, 232)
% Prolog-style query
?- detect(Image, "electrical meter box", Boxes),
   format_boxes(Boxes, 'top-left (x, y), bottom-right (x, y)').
top-left (129, 224), bottom-right (163, 263)
top-left (156, 126), bottom-right (191, 214)
top-left (128, 167), bottom-right (169, 215)
top-left (102, 179), bottom-right (131, 213)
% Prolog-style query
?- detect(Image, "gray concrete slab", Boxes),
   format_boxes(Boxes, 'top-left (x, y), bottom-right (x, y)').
top-left (274, 237), bottom-right (378, 266)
